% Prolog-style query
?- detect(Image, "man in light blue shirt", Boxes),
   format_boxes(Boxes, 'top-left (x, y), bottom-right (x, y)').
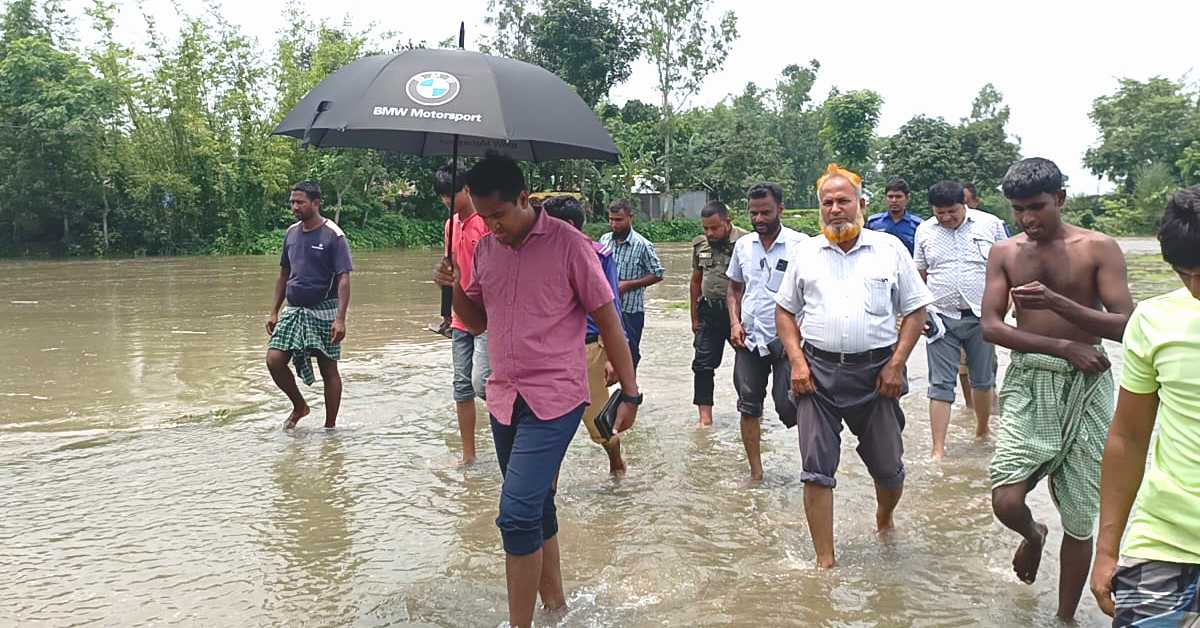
top-left (726, 182), bottom-right (809, 483)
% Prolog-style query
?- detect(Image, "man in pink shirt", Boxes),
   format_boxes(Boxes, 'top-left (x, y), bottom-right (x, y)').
top-left (437, 162), bottom-right (492, 465)
top-left (434, 153), bottom-right (641, 628)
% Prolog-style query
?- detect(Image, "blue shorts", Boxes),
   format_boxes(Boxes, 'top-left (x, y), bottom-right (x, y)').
top-left (451, 330), bottom-right (490, 402)
top-left (926, 312), bottom-right (996, 402)
top-left (1113, 559), bottom-right (1200, 626)
top-left (490, 397), bottom-right (583, 556)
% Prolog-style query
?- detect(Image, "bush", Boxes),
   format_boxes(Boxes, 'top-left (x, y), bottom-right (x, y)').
top-left (210, 210), bottom-right (444, 255)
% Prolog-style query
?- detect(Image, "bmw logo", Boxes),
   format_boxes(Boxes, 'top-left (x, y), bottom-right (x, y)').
top-left (406, 71), bottom-right (461, 106)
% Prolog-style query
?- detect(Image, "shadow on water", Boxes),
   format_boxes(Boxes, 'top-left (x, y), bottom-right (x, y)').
top-left (0, 239), bottom-right (1170, 626)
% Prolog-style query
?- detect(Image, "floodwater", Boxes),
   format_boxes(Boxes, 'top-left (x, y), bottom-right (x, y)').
top-left (0, 238), bottom-right (1168, 627)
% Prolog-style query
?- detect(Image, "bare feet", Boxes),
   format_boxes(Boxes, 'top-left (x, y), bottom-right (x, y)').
top-left (739, 473), bottom-right (764, 488)
top-left (698, 418), bottom-right (713, 428)
top-left (456, 455), bottom-right (477, 467)
top-left (609, 462), bottom-right (627, 477)
top-left (975, 429), bottom-right (991, 440)
top-left (284, 405), bottom-right (310, 430)
top-left (816, 556), bottom-right (837, 569)
top-left (930, 451), bottom-right (944, 462)
top-left (1013, 522), bottom-right (1048, 584)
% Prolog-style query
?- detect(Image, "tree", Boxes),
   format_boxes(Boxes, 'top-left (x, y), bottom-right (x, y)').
top-left (878, 115), bottom-right (964, 213)
top-left (771, 60), bottom-right (828, 206)
top-left (957, 83), bottom-right (1021, 196)
top-left (482, 0), bottom-right (536, 61)
top-left (819, 89), bottom-right (882, 174)
top-left (632, 0), bottom-right (737, 216)
top-left (1084, 77), bottom-right (1200, 191)
top-left (528, 0), bottom-right (640, 107)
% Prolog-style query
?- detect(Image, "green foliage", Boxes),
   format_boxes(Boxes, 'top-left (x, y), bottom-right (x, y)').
top-left (820, 89), bottom-right (882, 174)
top-left (580, 211), bottom-right (819, 243)
top-left (529, 0), bottom-right (641, 107)
top-left (210, 212), bottom-right (443, 255)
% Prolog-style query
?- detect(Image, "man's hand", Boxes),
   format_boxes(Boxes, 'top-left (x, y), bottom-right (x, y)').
top-left (604, 361), bottom-right (617, 386)
top-left (612, 396), bottom-right (639, 438)
top-left (876, 361), bottom-right (905, 398)
top-left (433, 257), bottom-right (458, 288)
top-left (618, 280), bottom-right (633, 295)
top-left (790, 358), bottom-right (816, 397)
top-left (266, 312), bottom-right (279, 336)
top-left (330, 318), bottom-right (346, 344)
top-left (730, 322), bottom-right (747, 349)
top-left (1011, 281), bottom-right (1066, 311)
top-left (691, 317), bottom-right (700, 334)
top-left (1090, 551), bottom-right (1118, 617)
top-left (1062, 341), bottom-right (1111, 374)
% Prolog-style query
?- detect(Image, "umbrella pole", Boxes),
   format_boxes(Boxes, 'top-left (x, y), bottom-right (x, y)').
top-left (440, 134), bottom-right (461, 320)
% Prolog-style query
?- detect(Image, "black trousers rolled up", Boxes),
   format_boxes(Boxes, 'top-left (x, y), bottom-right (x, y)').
top-left (692, 298), bottom-right (731, 406)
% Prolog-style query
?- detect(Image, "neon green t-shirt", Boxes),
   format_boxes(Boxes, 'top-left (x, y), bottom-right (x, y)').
top-left (1119, 287), bottom-right (1200, 564)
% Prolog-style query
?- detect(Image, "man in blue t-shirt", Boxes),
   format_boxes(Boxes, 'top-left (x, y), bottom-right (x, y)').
top-left (266, 181), bottom-right (353, 429)
top-left (867, 177), bottom-right (923, 255)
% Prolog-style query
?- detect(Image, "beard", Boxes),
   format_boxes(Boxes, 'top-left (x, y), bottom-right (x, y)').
top-left (821, 222), bottom-right (862, 243)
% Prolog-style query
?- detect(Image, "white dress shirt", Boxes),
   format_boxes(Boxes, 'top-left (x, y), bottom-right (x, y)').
top-left (913, 209), bottom-right (1009, 319)
top-left (726, 226), bottom-right (809, 355)
top-left (775, 229), bottom-right (933, 354)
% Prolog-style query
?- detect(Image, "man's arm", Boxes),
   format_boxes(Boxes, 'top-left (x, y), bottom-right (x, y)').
top-left (593, 301), bottom-right (640, 435)
top-left (689, 269), bottom-right (702, 332)
top-left (776, 304), bottom-right (814, 396)
top-left (727, 280), bottom-right (746, 348)
top-left (1018, 237), bottom-right (1133, 341)
top-left (267, 267), bottom-right (288, 334)
top-left (621, 242), bottom-right (666, 294)
top-left (1091, 388), bottom-right (1159, 616)
top-left (620, 273), bottom-right (663, 294)
top-left (433, 258), bottom-right (487, 334)
top-left (330, 272), bottom-right (350, 343)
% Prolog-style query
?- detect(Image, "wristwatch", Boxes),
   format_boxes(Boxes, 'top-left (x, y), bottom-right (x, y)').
top-left (618, 391), bottom-right (643, 406)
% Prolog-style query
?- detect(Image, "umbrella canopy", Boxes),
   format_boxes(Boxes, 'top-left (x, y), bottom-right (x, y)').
top-left (273, 48), bottom-right (619, 162)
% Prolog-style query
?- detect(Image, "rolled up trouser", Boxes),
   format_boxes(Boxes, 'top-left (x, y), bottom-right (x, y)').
top-left (692, 299), bottom-right (730, 407)
top-left (490, 396), bottom-right (584, 556)
top-left (580, 340), bottom-right (612, 445)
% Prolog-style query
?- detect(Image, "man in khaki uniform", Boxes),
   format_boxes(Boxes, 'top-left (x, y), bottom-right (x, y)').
top-left (690, 201), bottom-right (746, 426)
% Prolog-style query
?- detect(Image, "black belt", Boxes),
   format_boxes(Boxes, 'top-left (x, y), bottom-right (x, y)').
top-left (585, 334), bottom-right (599, 345)
top-left (698, 297), bottom-right (726, 308)
top-left (805, 344), bottom-right (893, 364)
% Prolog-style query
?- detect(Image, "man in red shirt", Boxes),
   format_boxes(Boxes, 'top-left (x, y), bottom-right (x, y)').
top-left (437, 162), bottom-right (492, 465)
top-left (434, 153), bottom-right (641, 628)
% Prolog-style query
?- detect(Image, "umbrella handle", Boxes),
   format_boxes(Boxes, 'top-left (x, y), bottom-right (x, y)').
top-left (440, 134), bottom-right (461, 320)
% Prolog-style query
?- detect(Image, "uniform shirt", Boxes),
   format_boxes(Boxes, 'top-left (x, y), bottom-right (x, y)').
top-left (1118, 288), bottom-right (1200, 565)
top-left (775, 229), bottom-right (933, 354)
top-left (444, 212), bottom-right (490, 332)
top-left (466, 209), bottom-right (614, 425)
top-left (599, 228), bottom-right (665, 314)
top-left (692, 226), bottom-right (746, 301)
top-left (725, 226), bottom-right (809, 355)
top-left (279, 219), bottom-right (353, 307)
top-left (866, 210), bottom-right (923, 255)
top-left (913, 209), bottom-right (1009, 319)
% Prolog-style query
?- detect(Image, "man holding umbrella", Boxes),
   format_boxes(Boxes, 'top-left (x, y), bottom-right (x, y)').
top-left (434, 153), bottom-right (640, 627)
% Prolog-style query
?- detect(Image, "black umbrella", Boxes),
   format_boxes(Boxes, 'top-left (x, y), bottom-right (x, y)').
top-left (273, 36), bottom-right (619, 322)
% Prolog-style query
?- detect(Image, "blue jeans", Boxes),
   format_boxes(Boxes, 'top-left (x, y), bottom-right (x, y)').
top-left (490, 397), bottom-right (584, 556)
top-left (621, 310), bottom-right (645, 369)
top-left (451, 330), bottom-right (490, 402)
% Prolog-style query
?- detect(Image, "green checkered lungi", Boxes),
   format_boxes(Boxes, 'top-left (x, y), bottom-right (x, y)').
top-left (268, 298), bottom-right (340, 386)
top-left (989, 349), bottom-right (1114, 539)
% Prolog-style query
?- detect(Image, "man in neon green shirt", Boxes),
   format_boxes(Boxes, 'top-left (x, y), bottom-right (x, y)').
top-left (1091, 186), bottom-right (1200, 625)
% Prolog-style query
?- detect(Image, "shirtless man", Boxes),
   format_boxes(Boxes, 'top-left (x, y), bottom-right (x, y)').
top-left (981, 158), bottom-right (1133, 622)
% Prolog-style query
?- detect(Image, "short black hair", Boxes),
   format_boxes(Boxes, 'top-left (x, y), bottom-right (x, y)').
top-left (700, 201), bottom-right (729, 219)
top-left (543, 195), bottom-right (585, 230)
top-left (434, 160), bottom-right (467, 197)
top-left (928, 180), bottom-right (965, 208)
top-left (884, 177), bottom-right (910, 195)
top-left (963, 182), bottom-right (978, 198)
top-left (608, 199), bottom-right (634, 215)
top-left (465, 152), bottom-right (525, 203)
top-left (291, 181), bottom-right (321, 201)
top-left (747, 182), bottom-right (784, 206)
top-left (1002, 157), bottom-right (1066, 199)
top-left (1159, 186), bottom-right (1200, 269)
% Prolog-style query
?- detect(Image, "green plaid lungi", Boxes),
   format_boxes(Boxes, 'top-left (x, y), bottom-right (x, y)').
top-left (989, 349), bottom-right (1114, 539)
top-left (268, 298), bottom-right (340, 386)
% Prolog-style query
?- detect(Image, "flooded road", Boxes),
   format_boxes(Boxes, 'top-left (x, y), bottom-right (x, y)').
top-left (1, 238), bottom-right (1168, 626)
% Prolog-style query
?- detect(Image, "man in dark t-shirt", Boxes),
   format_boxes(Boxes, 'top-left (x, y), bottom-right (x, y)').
top-left (266, 181), bottom-right (353, 429)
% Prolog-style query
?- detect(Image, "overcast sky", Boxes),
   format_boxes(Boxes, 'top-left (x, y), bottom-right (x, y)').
top-left (99, 0), bottom-right (1198, 194)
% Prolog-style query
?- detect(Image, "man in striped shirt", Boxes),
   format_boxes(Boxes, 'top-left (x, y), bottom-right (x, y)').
top-left (600, 200), bottom-right (665, 369)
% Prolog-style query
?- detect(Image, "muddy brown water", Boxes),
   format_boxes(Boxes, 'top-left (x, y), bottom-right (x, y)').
top-left (0, 238), bottom-right (1168, 627)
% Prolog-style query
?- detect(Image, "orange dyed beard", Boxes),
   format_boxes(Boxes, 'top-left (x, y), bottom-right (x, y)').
top-left (821, 222), bottom-right (862, 244)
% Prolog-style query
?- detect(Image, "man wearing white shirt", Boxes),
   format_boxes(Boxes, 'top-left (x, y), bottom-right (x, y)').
top-left (726, 182), bottom-right (809, 482)
top-left (775, 164), bottom-right (933, 569)
top-left (915, 180), bottom-right (1010, 460)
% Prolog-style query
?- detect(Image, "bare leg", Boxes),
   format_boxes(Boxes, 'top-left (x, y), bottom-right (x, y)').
top-left (803, 483), bottom-right (836, 568)
top-left (604, 440), bottom-right (626, 476)
top-left (960, 373), bottom-right (974, 409)
top-left (455, 400), bottom-right (477, 464)
top-left (971, 388), bottom-right (993, 439)
top-left (874, 480), bottom-right (903, 532)
top-left (1057, 534), bottom-right (1093, 622)
top-left (538, 536), bottom-right (566, 611)
top-left (929, 400), bottom-right (952, 461)
top-left (697, 404), bottom-right (714, 427)
top-left (267, 349), bottom-right (308, 428)
top-left (992, 482), bottom-right (1048, 584)
top-left (505, 549), bottom-right (542, 628)
top-left (316, 356), bottom-right (341, 428)
top-left (740, 415), bottom-right (763, 482)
